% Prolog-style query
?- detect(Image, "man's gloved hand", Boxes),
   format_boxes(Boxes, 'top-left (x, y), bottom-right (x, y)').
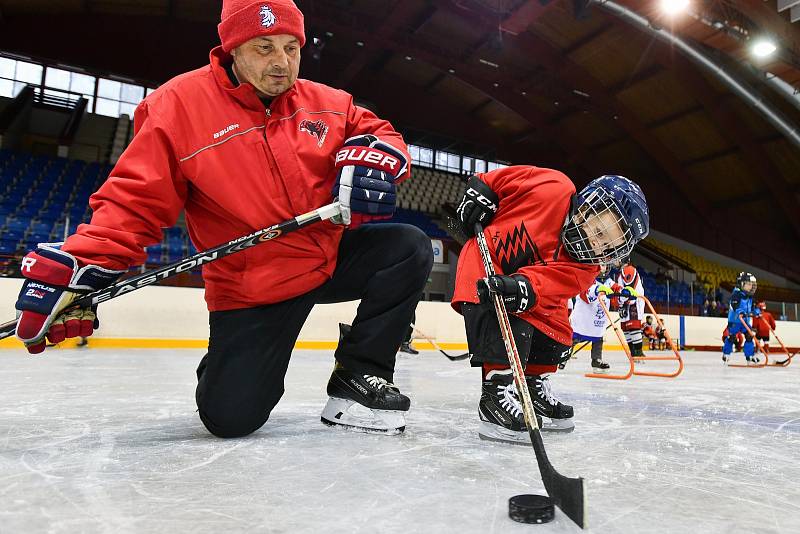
top-left (332, 134), bottom-right (408, 227)
top-left (15, 244), bottom-right (124, 354)
top-left (456, 175), bottom-right (499, 237)
top-left (477, 274), bottom-right (536, 314)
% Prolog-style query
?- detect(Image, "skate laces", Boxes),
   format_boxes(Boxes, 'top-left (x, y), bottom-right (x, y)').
top-left (497, 382), bottom-right (523, 418)
top-left (364, 375), bottom-right (395, 390)
top-left (535, 376), bottom-right (560, 407)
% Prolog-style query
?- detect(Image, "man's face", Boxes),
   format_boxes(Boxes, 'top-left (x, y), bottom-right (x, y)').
top-left (578, 208), bottom-right (627, 259)
top-left (231, 35), bottom-right (301, 97)
top-left (741, 281), bottom-right (756, 294)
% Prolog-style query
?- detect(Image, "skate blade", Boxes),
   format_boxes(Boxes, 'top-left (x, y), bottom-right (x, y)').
top-left (591, 367), bottom-right (610, 374)
top-left (321, 397), bottom-right (406, 435)
top-left (540, 418), bottom-right (575, 433)
top-left (320, 417), bottom-right (404, 435)
top-left (477, 418), bottom-right (574, 444)
top-left (477, 420), bottom-right (530, 445)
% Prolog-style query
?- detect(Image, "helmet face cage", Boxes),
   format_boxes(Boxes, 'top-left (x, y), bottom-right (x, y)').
top-left (561, 188), bottom-right (636, 265)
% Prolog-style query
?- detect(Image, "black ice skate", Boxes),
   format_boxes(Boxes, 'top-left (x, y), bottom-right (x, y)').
top-left (398, 342), bottom-right (419, 355)
top-left (527, 374), bottom-right (575, 433)
top-left (478, 370), bottom-right (539, 444)
top-left (321, 363), bottom-right (410, 435)
top-left (591, 358), bottom-right (610, 373)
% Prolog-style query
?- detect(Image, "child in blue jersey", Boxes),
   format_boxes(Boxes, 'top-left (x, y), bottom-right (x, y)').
top-left (722, 272), bottom-right (760, 364)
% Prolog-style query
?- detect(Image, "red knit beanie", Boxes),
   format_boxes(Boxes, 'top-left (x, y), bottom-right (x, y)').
top-left (218, 0), bottom-right (306, 52)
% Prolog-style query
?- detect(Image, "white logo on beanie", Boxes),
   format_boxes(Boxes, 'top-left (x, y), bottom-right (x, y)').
top-left (259, 5), bottom-right (277, 28)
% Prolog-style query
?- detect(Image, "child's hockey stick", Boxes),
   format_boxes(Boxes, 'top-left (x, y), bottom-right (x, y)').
top-left (474, 223), bottom-right (586, 529)
top-left (410, 323), bottom-right (469, 361)
top-left (0, 202), bottom-right (342, 341)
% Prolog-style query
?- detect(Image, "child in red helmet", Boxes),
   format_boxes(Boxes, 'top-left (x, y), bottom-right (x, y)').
top-left (752, 301), bottom-right (776, 352)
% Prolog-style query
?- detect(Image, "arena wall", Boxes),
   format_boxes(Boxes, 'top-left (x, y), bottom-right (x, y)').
top-left (2, 279), bottom-right (799, 352)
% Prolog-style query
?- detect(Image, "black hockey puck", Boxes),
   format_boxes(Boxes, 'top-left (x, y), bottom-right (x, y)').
top-left (508, 494), bottom-right (555, 524)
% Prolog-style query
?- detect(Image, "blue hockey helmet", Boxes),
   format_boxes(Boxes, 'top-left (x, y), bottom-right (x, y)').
top-left (561, 175), bottom-right (649, 265)
top-left (736, 272), bottom-right (757, 296)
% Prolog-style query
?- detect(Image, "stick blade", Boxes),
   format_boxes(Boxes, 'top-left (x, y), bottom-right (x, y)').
top-left (530, 429), bottom-right (587, 529)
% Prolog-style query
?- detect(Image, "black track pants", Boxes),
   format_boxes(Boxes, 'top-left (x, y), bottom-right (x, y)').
top-left (195, 223), bottom-right (433, 438)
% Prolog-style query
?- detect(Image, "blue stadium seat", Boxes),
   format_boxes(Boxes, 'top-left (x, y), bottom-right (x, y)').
top-left (146, 249), bottom-right (163, 264)
top-left (166, 249), bottom-right (184, 262)
top-left (0, 240), bottom-right (18, 254)
top-left (30, 222), bottom-right (52, 233)
top-left (5, 220), bottom-right (29, 232)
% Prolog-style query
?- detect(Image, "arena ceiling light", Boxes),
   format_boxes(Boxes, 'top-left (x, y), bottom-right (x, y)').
top-left (751, 38), bottom-right (778, 58)
top-left (660, 0), bottom-right (689, 15)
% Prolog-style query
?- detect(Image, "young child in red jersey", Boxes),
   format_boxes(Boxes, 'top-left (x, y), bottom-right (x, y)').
top-left (452, 168), bottom-right (649, 443)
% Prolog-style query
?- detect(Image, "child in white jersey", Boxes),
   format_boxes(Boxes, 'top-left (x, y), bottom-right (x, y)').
top-left (569, 269), bottom-right (614, 372)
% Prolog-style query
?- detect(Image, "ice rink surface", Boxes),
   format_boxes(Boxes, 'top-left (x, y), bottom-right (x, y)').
top-left (1, 346), bottom-right (799, 534)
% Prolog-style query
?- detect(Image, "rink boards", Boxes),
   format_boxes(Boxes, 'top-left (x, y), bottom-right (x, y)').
top-left (2, 280), bottom-right (800, 353)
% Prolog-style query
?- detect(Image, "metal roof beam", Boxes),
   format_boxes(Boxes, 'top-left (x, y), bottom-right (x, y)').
top-left (500, 0), bottom-right (559, 35)
top-left (777, 1), bottom-right (800, 11)
top-left (305, 9), bottom-right (587, 173)
top-left (333, 2), bottom-right (431, 88)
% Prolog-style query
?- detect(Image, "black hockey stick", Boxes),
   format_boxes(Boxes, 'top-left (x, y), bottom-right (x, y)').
top-left (475, 222), bottom-right (587, 529)
top-left (0, 202), bottom-right (342, 341)
top-left (410, 323), bottom-right (470, 361)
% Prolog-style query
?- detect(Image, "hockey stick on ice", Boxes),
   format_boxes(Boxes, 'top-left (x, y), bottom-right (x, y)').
top-left (0, 202), bottom-right (342, 341)
top-left (474, 223), bottom-right (586, 529)
top-left (410, 323), bottom-right (469, 361)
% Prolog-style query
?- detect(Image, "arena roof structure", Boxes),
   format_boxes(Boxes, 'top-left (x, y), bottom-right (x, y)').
top-left (1, 0), bottom-right (799, 281)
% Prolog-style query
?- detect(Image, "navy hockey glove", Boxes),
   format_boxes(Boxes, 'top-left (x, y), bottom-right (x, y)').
top-left (15, 244), bottom-right (124, 354)
top-left (333, 134), bottom-right (408, 227)
top-left (477, 274), bottom-right (536, 314)
top-left (456, 175), bottom-right (499, 237)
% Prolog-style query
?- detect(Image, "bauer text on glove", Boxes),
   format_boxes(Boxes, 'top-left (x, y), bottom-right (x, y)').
top-left (332, 134), bottom-right (408, 227)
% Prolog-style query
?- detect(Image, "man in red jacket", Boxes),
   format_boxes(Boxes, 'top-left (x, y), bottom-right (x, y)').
top-left (752, 301), bottom-right (776, 352)
top-left (13, 0), bottom-right (433, 437)
top-left (453, 169), bottom-right (648, 443)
